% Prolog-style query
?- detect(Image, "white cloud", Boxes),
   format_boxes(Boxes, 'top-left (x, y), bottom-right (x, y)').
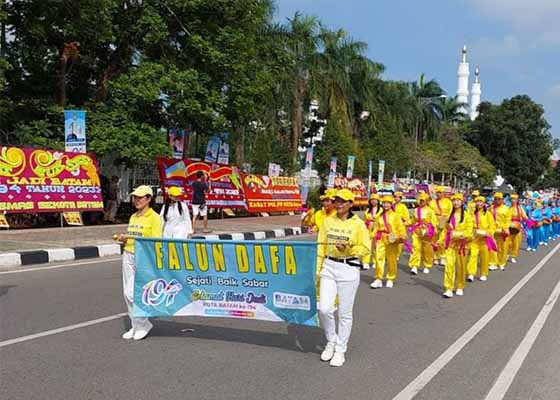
top-left (548, 84), bottom-right (560, 98)
top-left (470, 0), bottom-right (560, 28)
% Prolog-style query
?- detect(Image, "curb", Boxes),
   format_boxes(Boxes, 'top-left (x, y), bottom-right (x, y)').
top-left (1, 226), bottom-right (309, 268)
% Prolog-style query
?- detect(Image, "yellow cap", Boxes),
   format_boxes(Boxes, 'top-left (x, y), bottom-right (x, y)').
top-left (394, 191), bottom-right (403, 197)
top-left (168, 186), bottom-right (182, 197)
top-left (493, 192), bottom-right (503, 199)
top-left (381, 195), bottom-right (394, 204)
top-left (335, 189), bottom-right (355, 202)
top-left (475, 195), bottom-right (486, 202)
top-left (130, 185), bottom-right (153, 197)
top-left (472, 190), bottom-right (480, 196)
top-left (510, 193), bottom-right (519, 200)
top-left (435, 186), bottom-right (445, 193)
top-left (320, 188), bottom-right (337, 200)
top-left (369, 193), bottom-right (379, 200)
top-left (417, 192), bottom-right (429, 202)
top-left (451, 193), bottom-right (464, 201)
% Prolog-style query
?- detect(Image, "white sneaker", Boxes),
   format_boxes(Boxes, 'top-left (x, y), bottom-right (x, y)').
top-left (544, 242), bottom-right (548, 246)
top-left (440, 259), bottom-right (446, 266)
top-left (489, 265), bottom-right (498, 271)
top-left (434, 259), bottom-right (440, 266)
top-left (370, 279), bottom-right (383, 289)
top-left (133, 322), bottom-right (153, 341)
top-left (479, 275), bottom-right (487, 281)
top-left (329, 351), bottom-right (345, 367)
top-left (527, 248), bottom-right (532, 252)
top-left (423, 268), bottom-right (430, 274)
top-left (511, 258), bottom-right (517, 264)
top-left (385, 280), bottom-right (394, 288)
top-left (320, 342), bottom-right (336, 361)
top-left (467, 275), bottom-right (474, 282)
top-left (499, 266), bottom-right (505, 271)
top-left (411, 267), bottom-right (418, 275)
top-left (122, 328), bottom-right (134, 340)
top-left (443, 290), bottom-right (453, 298)
top-left (362, 263), bottom-right (371, 270)
top-left (456, 289), bottom-right (464, 296)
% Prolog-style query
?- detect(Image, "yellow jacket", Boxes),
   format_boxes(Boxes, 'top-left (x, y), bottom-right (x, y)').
top-left (490, 204), bottom-right (512, 232)
top-left (310, 208), bottom-right (336, 232)
top-left (364, 206), bottom-right (382, 224)
top-left (472, 209), bottom-right (496, 236)
top-left (430, 197), bottom-right (453, 218)
top-left (124, 208), bottom-right (162, 253)
top-left (510, 204), bottom-right (527, 222)
top-left (371, 210), bottom-right (407, 244)
top-left (317, 214), bottom-right (371, 260)
top-left (410, 205), bottom-right (438, 235)
top-left (394, 202), bottom-right (410, 226)
top-left (444, 209), bottom-right (474, 245)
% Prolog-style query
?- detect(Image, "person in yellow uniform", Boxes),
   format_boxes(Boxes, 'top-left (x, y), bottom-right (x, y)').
top-left (408, 192), bottom-right (438, 274)
top-left (369, 195), bottom-right (407, 289)
top-left (393, 191), bottom-right (410, 259)
top-left (467, 190), bottom-right (480, 213)
top-left (467, 196), bottom-right (496, 281)
top-left (317, 189), bottom-right (371, 367)
top-left (442, 194), bottom-right (474, 298)
top-left (507, 194), bottom-right (527, 264)
top-left (117, 185), bottom-right (162, 341)
top-left (430, 186), bottom-right (453, 266)
top-left (489, 192), bottom-right (512, 271)
top-left (363, 193), bottom-right (382, 269)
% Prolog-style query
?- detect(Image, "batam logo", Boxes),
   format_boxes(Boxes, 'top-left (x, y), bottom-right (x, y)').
top-left (273, 292), bottom-right (310, 311)
top-left (142, 278), bottom-right (182, 307)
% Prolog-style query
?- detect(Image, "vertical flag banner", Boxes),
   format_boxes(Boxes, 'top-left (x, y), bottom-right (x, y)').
top-left (217, 142), bottom-right (230, 165)
top-left (327, 156), bottom-right (337, 188)
top-left (268, 163), bottom-right (281, 177)
top-left (367, 160), bottom-right (373, 196)
top-left (304, 147), bottom-right (314, 176)
top-left (168, 128), bottom-right (186, 159)
top-left (378, 160), bottom-right (385, 186)
top-left (205, 136), bottom-right (221, 163)
top-left (64, 110), bottom-right (86, 153)
top-left (346, 155), bottom-right (355, 178)
top-left (133, 238), bottom-right (319, 326)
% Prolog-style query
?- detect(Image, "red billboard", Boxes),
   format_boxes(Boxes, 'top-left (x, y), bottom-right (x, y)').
top-left (0, 146), bottom-right (104, 213)
top-left (242, 174), bottom-right (302, 213)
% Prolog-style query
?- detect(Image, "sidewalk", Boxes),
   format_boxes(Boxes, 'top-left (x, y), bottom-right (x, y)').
top-left (0, 215), bottom-right (309, 267)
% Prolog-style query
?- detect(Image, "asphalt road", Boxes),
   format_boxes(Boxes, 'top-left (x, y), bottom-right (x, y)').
top-left (1, 235), bottom-right (560, 400)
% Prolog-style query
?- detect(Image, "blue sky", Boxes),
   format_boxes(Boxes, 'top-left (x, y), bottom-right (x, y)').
top-left (275, 0), bottom-right (560, 139)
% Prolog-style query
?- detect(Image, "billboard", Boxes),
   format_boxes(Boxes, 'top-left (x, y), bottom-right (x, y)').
top-left (242, 175), bottom-right (302, 213)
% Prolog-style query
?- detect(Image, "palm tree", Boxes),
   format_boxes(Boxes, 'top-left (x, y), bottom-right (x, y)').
top-left (407, 73), bottom-right (445, 146)
top-left (437, 96), bottom-right (468, 124)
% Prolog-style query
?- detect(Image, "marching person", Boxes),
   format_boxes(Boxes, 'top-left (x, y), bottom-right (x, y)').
top-left (408, 192), bottom-right (438, 275)
top-left (317, 189), bottom-right (371, 367)
top-left (553, 199), bottom-right (560, 239)
top-left (442, 194), bottom-right (473, 298)
top-left (467, 196), bottom-right (495, 282)
top-left (527, 201), bottom-right (542, 252)
top-left (489, 192), bottom-right (511, 271)
top-left (507, 194), bottom-right (527, 264)
top-left (364, 193), bottom-right (382, 269)
top-left (430, 186), bottom-right (453, 266)
top-left (542, 200), bottom-right (553, 244)
top-left (369, 195), bottom-right (407, 289)
top-left (160, 186), bottom-right (193, 239)
top-left (117, 185), bottom-right (162, 341)
top-left (467, 190), bottom-right (480, 213)
top-left (393, 191), bottom-right (410, 259)
top-left (191, 171), bottom-right (211, 233)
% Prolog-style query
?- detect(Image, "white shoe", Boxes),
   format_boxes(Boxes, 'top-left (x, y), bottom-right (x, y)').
top-left (434, 259), bottom-right (440, 266)
top-left (511, 258), bottom-right (517, 264)
top-left (456, 289), bottom-right (464, 296)
top-left (479, 275), bottom-right (487, 281)
top-left (440, 259), bottom-right (446, 266)
top-left (467, 275), bottom-right (474, 282)
top-left (370, 279), bottom-right (383, 289)
top-left (499, 266), bottom-right (505, 271)
top-left (133, 322), bottom-right (153, 341)
top-left (423, 268), bottom-right (430, 274)
top-left (443, 290), bottom-right (453, 298)
top-left (527, 248), bottom-right (532, 252)
top-left (320, 342), bottom-right (336, 362)
top-left (122, 328), bottom-right (134, 340)
top-left (544, 242), bottom-right (548, 246)
top-left (329, 351), bottom-right (345, 367)
top-left (385, 280), bottom-right (394, 288)
top-left (489, 265), bottom-right (498, 271)
top-left (362, 263), bottom-right (371, 270)
top-left (411, 267), bottom-right (418, 275)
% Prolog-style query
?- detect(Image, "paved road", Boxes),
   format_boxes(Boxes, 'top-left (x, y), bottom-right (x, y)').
top-left (1, 234), bottom-right (560, 400)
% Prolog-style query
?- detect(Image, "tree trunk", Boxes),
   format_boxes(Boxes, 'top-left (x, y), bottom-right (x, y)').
top-left (234, 124), bottom-right (245, 166)
top-left (55, 50), bottom-right (68, 106)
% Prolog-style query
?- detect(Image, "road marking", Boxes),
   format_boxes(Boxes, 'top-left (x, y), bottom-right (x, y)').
top-left (392, 242), bottom-right (560, 400)
top-left (0, 313), bottom-right (128, 348)
top-left (484, 275), bottom-right (560, 400)
top-left (0, 256), bottom-right (121, 275)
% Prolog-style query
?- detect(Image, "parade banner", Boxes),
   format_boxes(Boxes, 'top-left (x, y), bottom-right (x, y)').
top-left (133, 238), bottom-right (318, 326)
top-left (346, 155), bottom-right (355, 179)
top-left (327, 157), bottom-right (337, 188)
top-left (204, 136), bottom-right (221, 163)
top-left (168, 128), bottom-right (187, 159)
top-left (217, 142), bottom-right (230, 165)
top-left (0, 146), bottom-right (103, 213)
top-left (156, 157), bottom-right (246, 209)
top-left (378, 160), bottom-right (385, 186)
top-left (242, 174), bottom-right (302, 213)
top-left (64, 110), bottom-right (86, 153)
top-left (333, 176), bottom-right (367, 207)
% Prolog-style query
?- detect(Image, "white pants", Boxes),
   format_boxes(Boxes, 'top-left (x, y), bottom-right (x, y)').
top-left (318, 258), bottom-right (361, 353)
top-left (122, 251), bottom-right (152, 331)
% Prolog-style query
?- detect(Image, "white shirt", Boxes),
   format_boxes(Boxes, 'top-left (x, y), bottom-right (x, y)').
top-left (160, 201), bottom-right (193, 238)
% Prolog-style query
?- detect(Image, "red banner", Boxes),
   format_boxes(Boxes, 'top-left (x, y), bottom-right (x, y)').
top-left (156, 157), bottom-right (246, 208)
top-left (242, 174), bottom-right (302, 212)
top-left (333, 176), bottom-right (368, 206)
top-left (0, 146), bottom-right (103, 213)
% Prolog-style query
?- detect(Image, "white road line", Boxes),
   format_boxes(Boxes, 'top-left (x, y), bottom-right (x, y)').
top-left (484, 275), bottom-right (560, 400)
top-left (392, 242), bottom-right (560, 400)
top-left (0, 313), bottom-right (127, 348)
top-left (0, 256), bottom-right (121, 275)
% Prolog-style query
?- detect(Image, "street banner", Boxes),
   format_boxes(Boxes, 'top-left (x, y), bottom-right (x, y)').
top-left (346, 155), bottom-right (355, 179)
top-left (204, 136), bottom-right (221, 163)
top-left (133, 238), bottom-right (318, 326)
top-left (63, 211), bottom-right (83, 226)
top-left (367, 160), bottom-right (373, 196)
top-left (156, 157), bottom-right (246, 209)
top-left (64, 110), bottom-right (86, 153)
top-left (327, 157), bottom-right (337, 188)
top-left (0, 146), bottom-right (104, 214)
top-left (242, 175), bottom-right (302, 213)
top-left (304, 147), bottom-right (313, 176)
top-left (268, 163), bottom-right (281, 177)
top-left (168, 128), bottom-right (186, 159)
top-left (217, 142), bottom-right (229, 165)
top-left (378, 160), bottom-right (385, 187)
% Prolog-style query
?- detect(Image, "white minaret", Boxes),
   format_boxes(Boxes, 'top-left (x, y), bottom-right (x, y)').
top-left (456, 45), bottom-right (470, 115)
top-left (470, 66), bottom-right (481, 120)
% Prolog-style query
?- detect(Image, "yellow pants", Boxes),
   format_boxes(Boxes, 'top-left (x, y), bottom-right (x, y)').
top-left (397, 243), bottom-right (404, 259)
top-left (495, 235), bottom-right (508, 268)
top-left (467, 238), bottom-right (489, 277)
top-left (508, 233), bottom-right (522, 258)
top-left (434, 230), bottom-right (445, 261)
top-left (408, 234), bottom-right (434, 269)
top-left (375, 241), bottom-right (399, 281)
top-left (444, 246), bottom-right (467, 291)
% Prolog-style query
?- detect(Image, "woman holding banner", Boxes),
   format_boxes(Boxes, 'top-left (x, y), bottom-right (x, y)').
top-left (317, 189), bottom-right (370, 367)
top-left (116, 185), bottom-right (162, 341)
top-left (160, 186), bottom-right (193, 238)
